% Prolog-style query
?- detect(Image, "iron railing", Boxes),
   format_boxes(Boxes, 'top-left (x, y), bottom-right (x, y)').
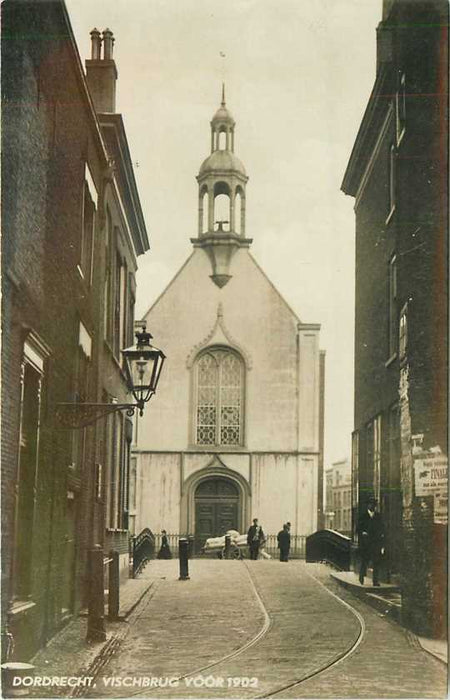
top-left (153, 532), bottom-right (180, 557)
top-left (305, 529), bottom-right (351, 570)
top-left (263, 534), bottom-right (306, 558)
top-left (131, 528), bottom-right (155, 577)
top-left (147, 532), bottom-right (307, 559)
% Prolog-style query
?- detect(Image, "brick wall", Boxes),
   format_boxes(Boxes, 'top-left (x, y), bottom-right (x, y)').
top-left (345, 0), bottom-right (448, 637)
top-left (2, 0), bottom-right (105, 660)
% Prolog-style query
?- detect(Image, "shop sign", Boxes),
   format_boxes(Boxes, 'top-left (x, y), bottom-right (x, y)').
top-left (414, 455), bottom-right (447, 496)
top-left (414, 455), bottom-right (448, 524)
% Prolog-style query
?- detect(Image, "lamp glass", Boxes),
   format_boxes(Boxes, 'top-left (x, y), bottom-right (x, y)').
top-left (122, 343), bottom-right (165, 402)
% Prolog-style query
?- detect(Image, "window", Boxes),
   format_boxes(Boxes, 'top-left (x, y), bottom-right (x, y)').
top-left (396, 72), bottom-right (406, 144)
top-left (387, 144), bottom-right (396, 222)
top-left (13, 338), bottom-right (46, 599)
top-left (399, 303), bottom-right (408, 361)
top-left (126, 277), bottom-right (135, 347)
top-left (375, 421), bottom-right (381, 500)
top-left (104, 208), bottom-right (113, 344)
top-left (71, 323), bottom-right (92, 473)
top-left (113, 253), bottom-right (122, 357)
top-left (80, 164), bottom-right (97, 283)
top-left (105, 408), bottom-right (125, 529)
top-left (367, 416), bottom-right (382, 503)
top-left (388, 255), bottom-right (398, 357)
top-left (121, 262), bottom-right (128, 351)
top-left (195, 348), bottom-right (244, 446)
top-left (388, 404), bottom-right (400, 490)
top-left (112, 252), bottom-right (128, 360)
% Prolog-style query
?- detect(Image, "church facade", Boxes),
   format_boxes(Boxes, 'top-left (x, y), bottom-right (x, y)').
top-left (132, 93), bottom-right (325, 549)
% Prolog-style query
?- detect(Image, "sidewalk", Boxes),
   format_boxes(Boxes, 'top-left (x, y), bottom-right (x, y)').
top-left (26, 574), bottom-right (160, 697)
top-left (330, 569), bottom-right (447, 666)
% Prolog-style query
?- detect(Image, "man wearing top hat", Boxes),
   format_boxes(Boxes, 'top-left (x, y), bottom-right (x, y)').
top-left (357, 496), bottom-right (385, 586)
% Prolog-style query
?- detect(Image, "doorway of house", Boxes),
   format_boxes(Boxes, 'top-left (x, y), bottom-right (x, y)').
top-left (194, 477), bottom-right (240, 553)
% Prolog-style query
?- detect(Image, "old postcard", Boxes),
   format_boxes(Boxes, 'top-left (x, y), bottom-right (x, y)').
top-left (2, 0), bottom-right (448, 698)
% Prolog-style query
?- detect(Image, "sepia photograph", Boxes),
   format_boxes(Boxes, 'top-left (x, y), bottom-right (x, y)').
top-left (1, 0), bottom-right (448, 698)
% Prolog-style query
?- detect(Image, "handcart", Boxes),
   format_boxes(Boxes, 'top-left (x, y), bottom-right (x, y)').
top-left (201, 530), bottom-right (247, 558)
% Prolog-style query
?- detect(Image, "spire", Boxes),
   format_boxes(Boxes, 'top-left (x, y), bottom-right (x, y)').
top-left (221, 82), bottom-right (226, 107)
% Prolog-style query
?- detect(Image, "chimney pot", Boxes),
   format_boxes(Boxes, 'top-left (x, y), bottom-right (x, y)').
top-left (86, 28), bottom-right (118, 113)
top-left (102, 29), bottom-right (114, 60)
top-left (90, 28), bottom-right (101, 60)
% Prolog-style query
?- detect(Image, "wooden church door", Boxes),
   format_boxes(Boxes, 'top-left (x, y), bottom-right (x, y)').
top-left (194, 477), bottom-right (240, 552)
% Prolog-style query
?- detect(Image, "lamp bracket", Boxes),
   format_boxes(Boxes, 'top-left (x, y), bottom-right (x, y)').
top-left (55, 402), bottom-right (142, 430)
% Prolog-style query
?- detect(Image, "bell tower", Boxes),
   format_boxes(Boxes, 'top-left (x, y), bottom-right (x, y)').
top-left (191, 87), bottom-right (252, 288)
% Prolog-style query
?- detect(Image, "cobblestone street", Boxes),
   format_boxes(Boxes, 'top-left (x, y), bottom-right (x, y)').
top-left (81, 560), bottom-right (447, 699)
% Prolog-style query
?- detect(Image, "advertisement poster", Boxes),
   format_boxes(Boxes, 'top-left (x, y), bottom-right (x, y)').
top-left (2, 1), bottom-right (448, 698)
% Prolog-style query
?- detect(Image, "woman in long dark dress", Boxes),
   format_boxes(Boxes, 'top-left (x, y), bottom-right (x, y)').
top-left (157, 530), bottom-right (172, 559)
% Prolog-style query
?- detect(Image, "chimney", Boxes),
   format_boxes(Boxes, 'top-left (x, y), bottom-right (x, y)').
top-left (85, 28), bottom-right (118, 113)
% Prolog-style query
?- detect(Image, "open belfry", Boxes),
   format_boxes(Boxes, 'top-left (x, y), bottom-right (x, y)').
top-left (132, 89), bottom-right (325, 549)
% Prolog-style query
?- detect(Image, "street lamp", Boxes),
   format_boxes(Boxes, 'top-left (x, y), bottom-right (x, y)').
top-left (121, 325), bottom-right (166, 416)
top-left (56, 324), bottom-right (166, 429)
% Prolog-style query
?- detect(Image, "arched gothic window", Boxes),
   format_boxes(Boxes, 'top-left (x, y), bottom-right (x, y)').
top-left (195, 348), bottom-right (244, 446)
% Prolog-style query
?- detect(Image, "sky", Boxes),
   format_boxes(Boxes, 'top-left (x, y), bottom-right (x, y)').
top-left (66, 0), bottom-right (382, 468)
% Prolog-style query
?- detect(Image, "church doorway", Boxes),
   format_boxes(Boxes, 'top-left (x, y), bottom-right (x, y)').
top-left (194, 477), bottom-right (240, 553)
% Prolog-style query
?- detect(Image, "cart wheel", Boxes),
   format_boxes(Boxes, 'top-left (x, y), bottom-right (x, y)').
top-left (231, 545), bottom-right (241, 559)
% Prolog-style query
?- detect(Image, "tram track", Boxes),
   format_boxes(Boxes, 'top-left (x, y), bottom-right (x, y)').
top-left (124, 561), bottom-right (272, 697)
top-left (121, 561), bottom-right (365, 699)
top-left (256, 565), bottom-right (366, 698)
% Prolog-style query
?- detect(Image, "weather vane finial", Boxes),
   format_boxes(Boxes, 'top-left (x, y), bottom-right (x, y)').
top-left (221, 82), bottom-right (226, 106)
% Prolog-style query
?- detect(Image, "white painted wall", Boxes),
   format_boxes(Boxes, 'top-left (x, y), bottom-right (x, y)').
top-left (133, 246), bottom-right (322, 541)
top-left (137, 248), bottom-right (302, 452)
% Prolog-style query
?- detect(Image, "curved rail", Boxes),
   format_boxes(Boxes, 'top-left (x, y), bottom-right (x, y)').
top-left (97, 562), bottom-right (365, 699)
top-left (126, 561), bottom-right (272, 697)
top-left (257, 564), bottom-right (366, 698)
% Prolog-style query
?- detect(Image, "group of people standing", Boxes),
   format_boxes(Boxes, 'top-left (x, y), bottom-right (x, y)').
top-left (247, 518), bottom-right (292, 561)
top-left (158, 497), bottom-right (384, 579)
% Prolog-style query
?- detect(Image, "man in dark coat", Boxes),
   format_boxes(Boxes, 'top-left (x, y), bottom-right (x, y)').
top-left (247, 518), bottom-right (265, 560)
top-left (357, 497), bottom-right (385, 585)
top-left (277, 523), bottom-right (291, 562)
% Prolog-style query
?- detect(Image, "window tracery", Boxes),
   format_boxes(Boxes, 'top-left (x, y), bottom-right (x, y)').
top-left (195, 348), bottom-right (243, 446)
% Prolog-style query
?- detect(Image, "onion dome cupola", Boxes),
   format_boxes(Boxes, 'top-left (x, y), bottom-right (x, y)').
top-left (191, 86), bottom-right (252, 288)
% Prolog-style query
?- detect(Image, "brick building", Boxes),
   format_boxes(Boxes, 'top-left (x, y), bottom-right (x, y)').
top-left (1, 0), bottom-right (149, 659)
top-left (324, 459), bottom-right (352, 536)
top-left (342, 0), bottom-right (448, 636)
